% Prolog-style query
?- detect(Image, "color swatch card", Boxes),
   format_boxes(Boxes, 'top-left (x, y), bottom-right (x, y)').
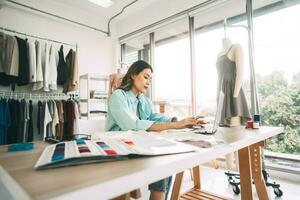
top-left (35, 136), bottom-right (198, 170)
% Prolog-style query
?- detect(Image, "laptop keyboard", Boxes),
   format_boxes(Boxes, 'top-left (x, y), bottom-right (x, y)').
top-left (192, 125), bottom-right (217, 135)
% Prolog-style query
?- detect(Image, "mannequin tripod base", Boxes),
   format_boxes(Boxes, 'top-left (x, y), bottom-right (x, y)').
top-left (224, 170), bottom-right (283, 197)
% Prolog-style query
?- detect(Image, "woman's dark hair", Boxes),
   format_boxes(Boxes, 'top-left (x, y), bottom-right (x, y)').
top-left (118, 60), bottom-right (153, 91)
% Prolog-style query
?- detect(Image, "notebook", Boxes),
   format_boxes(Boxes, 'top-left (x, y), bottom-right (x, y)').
top-left (193, 91), bottom-right (225, 135)
top-left (34, 134), bottom-right (198, 170)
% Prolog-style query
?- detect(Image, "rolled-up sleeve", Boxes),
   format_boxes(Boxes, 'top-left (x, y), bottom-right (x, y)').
top-left (150, 113), bottom-right (172, 123)
top-left (145, 98), bottom-right (172, 123)
top-left (109, 91), bottom-right (154, 131)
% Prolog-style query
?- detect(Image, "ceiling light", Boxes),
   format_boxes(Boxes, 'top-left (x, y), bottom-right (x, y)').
top-left (88, 0), bottom-right (114, 8)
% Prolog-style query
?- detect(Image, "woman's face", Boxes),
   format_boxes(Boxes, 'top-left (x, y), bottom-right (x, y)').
top-left (131, 68), bottom-right (152, 94)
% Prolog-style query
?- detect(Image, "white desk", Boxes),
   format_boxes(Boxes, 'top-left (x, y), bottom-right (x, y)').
top-left (0, 126), bottom-right (283, 200)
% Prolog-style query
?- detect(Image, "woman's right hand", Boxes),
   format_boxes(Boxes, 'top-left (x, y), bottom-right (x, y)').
top-left (173, 117), bottom-right (197, 129)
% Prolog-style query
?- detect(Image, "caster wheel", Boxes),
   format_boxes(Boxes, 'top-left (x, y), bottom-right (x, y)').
top-left (233, 185), bottom-right (240, 195)
top-left (227, 176), bottom-right (233, 183)
top-left (274, 188), bottom-right (283, 197)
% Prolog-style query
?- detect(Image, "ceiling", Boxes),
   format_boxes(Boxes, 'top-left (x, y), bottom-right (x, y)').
top-left (5, 0), bottom-right (160, 22)
top-left (3, 0), bottom-right (160, 31)
top-left (53, 0), bottom-right (160, 20)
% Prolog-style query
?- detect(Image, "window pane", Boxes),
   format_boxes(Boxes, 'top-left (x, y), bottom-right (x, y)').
top-left (123, 34), bottom-right (150, 69)
top-left (153, 18), bottom-right (191, 118)
top-left (253, 3), bottom-right (300, 155)
top-left (194, 2), bottom-right (250, 123)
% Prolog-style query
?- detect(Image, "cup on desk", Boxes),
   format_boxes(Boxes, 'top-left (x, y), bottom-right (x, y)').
top-left (218, 126), bottom-right (245, 143)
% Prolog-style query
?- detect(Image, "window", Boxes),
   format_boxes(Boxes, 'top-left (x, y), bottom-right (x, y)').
top-left (122, 34), bottom-right (150, 70)
top-left (120, 2), bottom-right (300, 159)
top-left (253, 3), bottom-right (300, 155)
top-left (153, 18), bottom-right (191, 118)
top-left (193, 3), bottom-right (250, 122)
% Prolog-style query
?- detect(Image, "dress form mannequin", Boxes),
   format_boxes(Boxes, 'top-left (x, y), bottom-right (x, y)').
top-left (218, 37), bottom-right (243, 126)
top-left (217, 37), bottom-right (245, 170)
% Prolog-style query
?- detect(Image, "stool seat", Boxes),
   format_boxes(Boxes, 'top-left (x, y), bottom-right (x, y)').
top-left (179, 188), bottom-right (232, 200)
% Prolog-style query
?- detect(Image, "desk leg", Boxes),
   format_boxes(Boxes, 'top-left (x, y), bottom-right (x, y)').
top-left (192, 166), bottom-right (201, 189)
top-left (171, 171), bottom-right (184, 200)
top-left (250, 141), bottom-right (269, 200)
top-left (238, 146), bottom-right (253, 200)
top-left (112, 193), bottom-right (130, 200)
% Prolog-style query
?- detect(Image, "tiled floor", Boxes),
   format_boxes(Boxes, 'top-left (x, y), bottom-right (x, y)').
top-left (139, 167), bottom-right (300, 200)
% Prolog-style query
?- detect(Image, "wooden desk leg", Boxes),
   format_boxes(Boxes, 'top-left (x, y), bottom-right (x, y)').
top-left (238, 146), bottom-right (253, 200)
top-left (171, 171), bottom-right (184, 200)
top-left (130, 189), bottom-right (142, 199)
top-left (171, 166), bottom-right (201, 200)
top-left (192, 166), bottom-right (201, 190)
top-left (250, 141), bottom-right (269, 200)
top-left (112, 193), bottom-right (130, 200)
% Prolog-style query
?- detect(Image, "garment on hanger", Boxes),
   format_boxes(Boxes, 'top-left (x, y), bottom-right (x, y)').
top-left (43, 43), bottom-right (50, 91)
top-left (57, 45), bottom-right (68, 85)
top-left (0, 99), bottom-right (11, 145)
top-left (19, 99), bottom-right (30, 142)
top-left (46, 100), bottom-right (54, 138)
top-left (73, 100), bottom-right (79, 135)
top-left (0, 33), bottom-right (19, 76)
top-left (216, 45), bottom-right (251, 126)
top-left (7, 99), bottom-right (19, 144)
top-left (15, 36), bottom-right (30, 86)
top-left (37, 100), bottom-right (43, 135)
top-left (32, 40), bottom-right (43, 91)
top-left (55, 100), bottom-right (64, 140)
top-left (63, 49), bottom-right (72, 92)
top-left (42, 100), bottom-right (52, 139)
top-left (51, 100), bottom-right (58, 137)
top-left (62, 100), bottom-right (75, 140)
top-left (28, 41), bottom-right (37, 84)
top-left (0, 34), bottom-right (19, 89)
top-left (49, 45), bottom-right (57, 90)
top-left (63, 49), bottom-right (78, 93)
top-left (28, 100), bottom-right (34, 142)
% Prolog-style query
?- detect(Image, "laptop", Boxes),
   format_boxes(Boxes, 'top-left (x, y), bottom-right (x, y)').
top-left (193, 91), bottom-right (225, 135)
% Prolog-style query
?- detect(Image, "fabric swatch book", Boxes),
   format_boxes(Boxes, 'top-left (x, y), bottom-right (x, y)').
top-left (35, 133), bottom-right (198, 170)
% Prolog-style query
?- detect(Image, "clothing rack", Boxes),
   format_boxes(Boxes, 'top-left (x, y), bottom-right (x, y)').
top-left (0, 26), bottom-right (77, 48)
top-left (0, 91), bottom-right (78, 100)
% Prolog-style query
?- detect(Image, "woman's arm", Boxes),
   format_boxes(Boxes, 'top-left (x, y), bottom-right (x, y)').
top-left (147, 117), bottom-right (198, 132)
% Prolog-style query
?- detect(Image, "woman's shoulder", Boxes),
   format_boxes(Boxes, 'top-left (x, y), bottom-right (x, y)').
top-left (110, 89), bottom-right (127, 100)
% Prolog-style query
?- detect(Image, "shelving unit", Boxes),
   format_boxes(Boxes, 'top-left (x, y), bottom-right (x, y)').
top-left (79, 74), bottom-right (109, 119)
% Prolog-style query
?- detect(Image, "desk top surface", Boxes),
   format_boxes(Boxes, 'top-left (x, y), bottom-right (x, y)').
top-left (0, 126), bottom-right (283, 200)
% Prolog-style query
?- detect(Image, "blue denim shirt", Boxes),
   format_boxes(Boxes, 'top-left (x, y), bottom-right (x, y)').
top-left (105, 89), bottom-right (171, 131)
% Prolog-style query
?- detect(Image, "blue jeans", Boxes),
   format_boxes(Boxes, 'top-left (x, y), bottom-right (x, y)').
top-left (148, 176), bottom-right (172, 200)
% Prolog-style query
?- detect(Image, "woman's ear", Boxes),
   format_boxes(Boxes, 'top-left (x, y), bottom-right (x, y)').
top-left (131, 74), bottom-right (136, 80)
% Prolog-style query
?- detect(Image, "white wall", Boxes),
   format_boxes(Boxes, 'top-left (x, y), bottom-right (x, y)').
top-left (0, 3), bottom-right (117, 76)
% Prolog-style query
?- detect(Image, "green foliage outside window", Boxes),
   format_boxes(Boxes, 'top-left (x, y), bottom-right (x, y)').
top-left (257, 71), bottom-right (300, 155)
